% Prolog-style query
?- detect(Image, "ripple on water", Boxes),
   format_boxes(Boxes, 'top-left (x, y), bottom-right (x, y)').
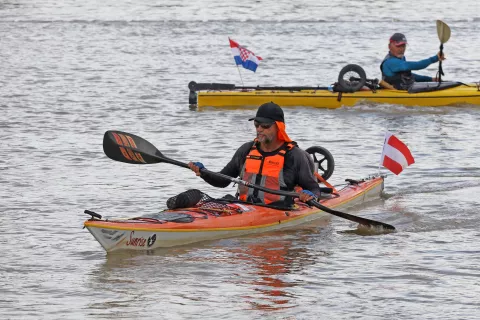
top-left (2, 1), bottom-right (480, 319)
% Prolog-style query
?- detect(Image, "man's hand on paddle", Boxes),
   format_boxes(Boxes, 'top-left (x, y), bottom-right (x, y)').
top-left (188, 162), bottom-right (205, 176)
top-left (437, 51), bottom-right (446, 61)
top-left (299, 190), bottom-right (316, 203)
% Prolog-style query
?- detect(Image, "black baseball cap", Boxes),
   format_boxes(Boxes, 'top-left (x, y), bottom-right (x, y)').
top-left (248, 102), bottom-right (285, 124)
top-left (390, 33), bottom-right (407, 46)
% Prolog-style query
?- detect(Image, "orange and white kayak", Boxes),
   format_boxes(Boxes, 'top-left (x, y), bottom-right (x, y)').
top-left (84, 176), bottom-right (384, 252)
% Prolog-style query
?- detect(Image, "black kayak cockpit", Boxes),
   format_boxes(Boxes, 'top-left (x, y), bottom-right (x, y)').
top-left (408, 81), bottom-right (462, 93)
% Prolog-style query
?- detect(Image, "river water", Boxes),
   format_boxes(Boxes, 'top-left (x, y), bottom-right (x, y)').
top-left (1, 1), bottom-right (480, 319)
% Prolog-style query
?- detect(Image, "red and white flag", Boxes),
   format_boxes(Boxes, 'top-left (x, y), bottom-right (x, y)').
top-left (380, 131), bottom-right (415, 175)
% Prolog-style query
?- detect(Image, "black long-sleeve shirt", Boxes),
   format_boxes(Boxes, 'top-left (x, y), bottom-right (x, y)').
top-left (200, 141), bottom-right (322, 197)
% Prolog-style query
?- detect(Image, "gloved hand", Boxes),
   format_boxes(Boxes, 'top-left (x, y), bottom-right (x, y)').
top-left (188, 161), bottom-right (205, 176)
top-left (193, 162), bottom-right (205, 170)
top-left (299, 189), bottom-right (316, 203)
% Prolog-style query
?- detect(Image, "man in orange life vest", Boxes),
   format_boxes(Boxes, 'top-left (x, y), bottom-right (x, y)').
top-left (188, 102), bottom-right (321, 205)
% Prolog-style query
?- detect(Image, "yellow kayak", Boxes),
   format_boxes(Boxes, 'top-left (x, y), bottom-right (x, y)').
top-left (191, 82), bottom-right (480, 108)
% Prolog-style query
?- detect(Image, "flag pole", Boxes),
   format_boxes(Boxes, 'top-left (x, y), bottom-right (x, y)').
top-left (235, 65), bottom-right (245, 86)
top-left (229, 37), bottom-right (245, 86)
top-left (378, 131), bottom-right (388, 175)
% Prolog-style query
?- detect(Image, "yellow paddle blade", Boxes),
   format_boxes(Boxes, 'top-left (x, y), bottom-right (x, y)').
top-left (436, 20), bottom-right (451, 44)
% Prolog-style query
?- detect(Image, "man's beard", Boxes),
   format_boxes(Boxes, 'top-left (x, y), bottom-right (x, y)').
top-left (257, 134), bottom-right (272, 144)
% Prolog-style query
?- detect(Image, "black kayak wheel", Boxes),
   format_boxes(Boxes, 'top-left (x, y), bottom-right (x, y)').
top-left (188, 81), bottom-right (197, 91)
top-left (305, 146), bottom-right (335, 181)
top-left (337, 64), bottom-right (367, 93)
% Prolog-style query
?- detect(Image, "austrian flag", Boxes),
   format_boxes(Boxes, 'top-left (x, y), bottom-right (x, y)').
top-left (229, 38), bottom-right (262, 72)
top-left (380, 132), bottom-right (415, 175)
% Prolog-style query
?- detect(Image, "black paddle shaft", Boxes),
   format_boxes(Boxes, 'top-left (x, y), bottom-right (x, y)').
top-left (439, 43), bottom-right (445, 82)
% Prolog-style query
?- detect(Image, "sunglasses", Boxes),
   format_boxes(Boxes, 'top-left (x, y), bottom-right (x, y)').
top-left (254, 121), bottom-right (274, 129)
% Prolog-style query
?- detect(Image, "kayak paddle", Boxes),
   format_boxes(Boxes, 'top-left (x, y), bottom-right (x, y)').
top-left (103, 130), bottom-right (396, 231)
top-left (436, 20), bottom-right (451, 83)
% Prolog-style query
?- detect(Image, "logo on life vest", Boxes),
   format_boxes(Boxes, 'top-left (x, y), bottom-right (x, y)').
top-left (267, 159), bottom-right (280, 166)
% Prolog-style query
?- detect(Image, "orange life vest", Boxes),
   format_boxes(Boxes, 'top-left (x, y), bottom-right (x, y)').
top-left (238, 141), bottom-right (295, 204)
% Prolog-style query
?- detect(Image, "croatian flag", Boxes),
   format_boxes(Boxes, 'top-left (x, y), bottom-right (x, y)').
top-left (380, 131), bottom-right (415, 175)
top-left (229, 38), bottom-right (263, 72)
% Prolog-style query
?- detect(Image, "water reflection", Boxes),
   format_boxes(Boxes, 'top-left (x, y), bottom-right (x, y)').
top-left (233, 237), bottom-right (313, 311)
top-left (87, 227), bottom-right (331, 313)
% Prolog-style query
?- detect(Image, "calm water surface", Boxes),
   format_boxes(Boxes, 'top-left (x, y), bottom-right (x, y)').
top-left (1, 1), bottom-right (480, 319)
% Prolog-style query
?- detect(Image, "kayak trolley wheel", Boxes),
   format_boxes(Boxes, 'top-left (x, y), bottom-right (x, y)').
top-left (188, 81), bottom-right (197, 91)
top-left (337, 64), bottom-right (367, 92)
top-left (305, 146), bottom-right (334, 181)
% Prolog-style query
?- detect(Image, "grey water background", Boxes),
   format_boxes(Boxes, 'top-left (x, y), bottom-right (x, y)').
top-left (1, 0), bottom-right (480, 318)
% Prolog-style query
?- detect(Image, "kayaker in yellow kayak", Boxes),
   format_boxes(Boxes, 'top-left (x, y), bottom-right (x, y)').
top-left (380, 32), bottom-right (446, 90)
top-left (188, 102), bottom-right (321, 205)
